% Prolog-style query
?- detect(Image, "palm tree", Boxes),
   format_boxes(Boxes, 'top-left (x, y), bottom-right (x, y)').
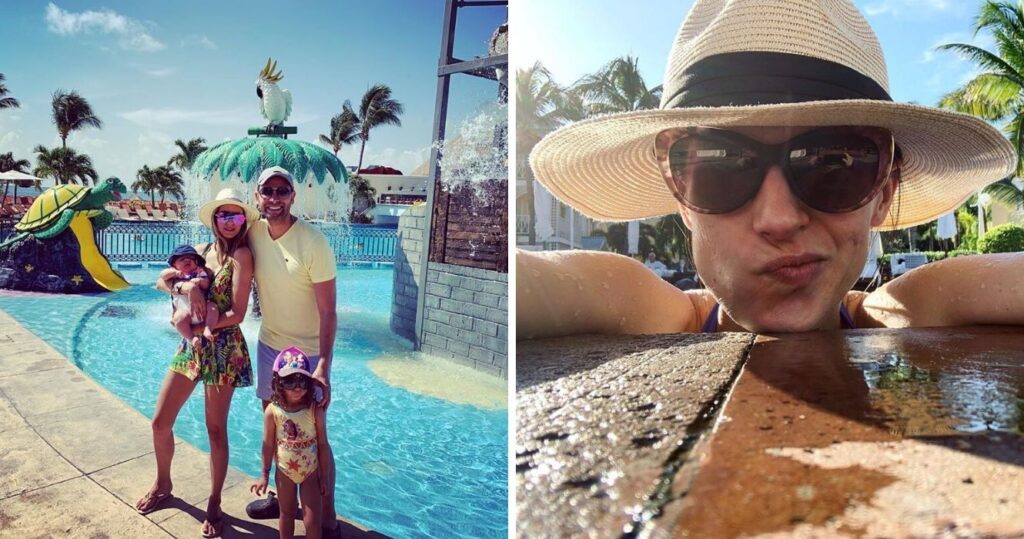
top-left (319, 101), bottom-right (361, 157)
top-left (154, 165), bottom-right (185, 204)
top-left (0, 73), bottom-right (19, 110)
top-left (348, 174), bottom-right (377, 223)
top-left (132, 165), bottom-right (161, 205)
top-left (937, 1), bottom-right (1024, 175)
top-left (355, 84), bottom-right (403, 171)
top-left (167, 138), bottom-right (207, 174)
top-left (33, 145), bottom-right (97, 185)
top-left (571, 56), bottom-right (662, 114)
top-left (0, 152), bottom-right (32, 205)
top-left (51, 90), bottom-right (103, 148)
top-left (517, 62), bottom-right (563, 244)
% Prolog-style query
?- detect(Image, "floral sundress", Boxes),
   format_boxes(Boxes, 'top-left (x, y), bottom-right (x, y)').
top-left (168, 257), bottom-right (253, 387)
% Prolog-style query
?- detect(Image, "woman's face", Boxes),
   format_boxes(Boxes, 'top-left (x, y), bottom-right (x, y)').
top-left (212, 203), bottom-right (245, 240)
top-left (680, 126), bottom-right (897, 332)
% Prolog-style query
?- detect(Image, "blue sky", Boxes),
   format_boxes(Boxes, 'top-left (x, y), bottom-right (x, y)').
top-left (0, 1), bottom-right (507, 182)
top-left (514, 0), bottom-right (994, 112)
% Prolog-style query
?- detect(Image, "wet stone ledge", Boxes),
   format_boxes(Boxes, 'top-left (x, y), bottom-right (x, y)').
top-left (516, 332), bottom-right (754, 537)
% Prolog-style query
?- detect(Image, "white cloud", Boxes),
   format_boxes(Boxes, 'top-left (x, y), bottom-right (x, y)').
top-left (45, 2), bottom-right (165, 52)
top-left (118, 107), bottom-right (254, 127)
top-left (865, 0), bottom-right (954, 18)
top-left (181, 34), bottom-right (217, 50)
top-left (0, 131), bottom-right (23, 153)
top-left (143, 67), bottom-right (176, 78)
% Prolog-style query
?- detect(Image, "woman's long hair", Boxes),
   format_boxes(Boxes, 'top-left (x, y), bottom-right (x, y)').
top-left (210, 206), bottom-right (249, 266)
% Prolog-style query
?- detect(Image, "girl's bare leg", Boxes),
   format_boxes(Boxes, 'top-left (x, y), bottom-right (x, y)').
top-left (299, 473), bottom-right (323, 539)
top-left (202, 384), bottom-right (236, 536)
top-left (136, 371), bottom-right (197, 511)
top-left (276, 471), bottom-right (298, 539)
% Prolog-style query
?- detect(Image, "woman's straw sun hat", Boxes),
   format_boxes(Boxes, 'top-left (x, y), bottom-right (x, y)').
top-left (198, 188), bottom-right (261, 229)
top-left (529, 0), bottom-right (1016, 230)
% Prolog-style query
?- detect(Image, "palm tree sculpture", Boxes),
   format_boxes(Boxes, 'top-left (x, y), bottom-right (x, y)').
top-left (0, 73), bottom-right (20, 110)
top-left (51, 90), bottom-right (102, 148)
top-left (355, 84), bottom-right (403, 172)
top-left (33, 145), bottom-right (98, 186)
top-left (319, 101), bottom-right (360, 157)
top-left (167, 138), bottom-right (208, 174)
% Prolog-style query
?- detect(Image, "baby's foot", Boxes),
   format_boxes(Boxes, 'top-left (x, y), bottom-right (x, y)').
top-left (203, 326), bottom-right (214, 340)
top-left (191, 335), bottom-right (202, 350)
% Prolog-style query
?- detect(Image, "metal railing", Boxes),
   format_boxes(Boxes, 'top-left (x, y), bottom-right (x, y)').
top-left (90, 221), bottom-right (397, 263)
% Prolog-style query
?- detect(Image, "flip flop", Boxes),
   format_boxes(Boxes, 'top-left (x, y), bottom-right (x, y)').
top-left (201, 514), bottom-right (223, 538)
top-left (135, 491), bottom-right (173, 515)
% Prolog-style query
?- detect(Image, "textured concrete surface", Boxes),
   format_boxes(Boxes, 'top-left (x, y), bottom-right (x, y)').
top-left (516, 332), bottom-right (754, 537)
top-left (0, 307), bottom-right (380, 538)
top-left (669, 327), bottom-right (1024, 538)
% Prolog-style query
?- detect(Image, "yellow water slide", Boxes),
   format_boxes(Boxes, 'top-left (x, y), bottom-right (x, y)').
top-left (69, 212), bottom-right (129, 291)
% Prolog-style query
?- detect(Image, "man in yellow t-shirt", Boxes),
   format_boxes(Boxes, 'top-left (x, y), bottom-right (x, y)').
top-left (248, 166), bottom-right (340, 538)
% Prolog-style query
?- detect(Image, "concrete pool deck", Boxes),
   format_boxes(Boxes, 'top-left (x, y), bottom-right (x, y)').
top-left (0, 308), bottom-right (382, 538)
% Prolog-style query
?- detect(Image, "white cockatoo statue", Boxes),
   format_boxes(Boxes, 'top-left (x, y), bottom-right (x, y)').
top-left (256, 58), bottom-right (292, 127)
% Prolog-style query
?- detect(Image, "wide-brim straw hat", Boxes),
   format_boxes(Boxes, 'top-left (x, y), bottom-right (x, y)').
top-left (198, 188), bottom-right (261, 229)
top-left (529, 0), bottom-right (1016, 230)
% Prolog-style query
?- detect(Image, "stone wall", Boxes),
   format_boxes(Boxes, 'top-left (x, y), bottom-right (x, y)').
top-left (390, 204), bottom-right (508, 378)
top-left (421, 262), bottom-right (508, 378)
top-left (390, 205), bottom-right (425, 343)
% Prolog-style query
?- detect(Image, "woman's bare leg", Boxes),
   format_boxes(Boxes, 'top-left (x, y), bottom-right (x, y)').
top-left (201, 384), bottom-right (236, 535)
top-left (299, 473), bottom-right (323, 539)
top-left (135, 370), bottom-right (197, 511)
top-left (276, 471), bottom-right (298, 539)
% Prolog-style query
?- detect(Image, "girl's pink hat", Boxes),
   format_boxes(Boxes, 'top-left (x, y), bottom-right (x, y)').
top-left (273, 346), bottom-right (312, 377)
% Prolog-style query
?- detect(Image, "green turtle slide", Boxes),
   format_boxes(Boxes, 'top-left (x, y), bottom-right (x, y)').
top-left (69, 212), bottom-right (128, 291)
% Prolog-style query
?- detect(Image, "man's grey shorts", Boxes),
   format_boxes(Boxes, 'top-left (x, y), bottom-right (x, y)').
top-left (256, 341), bottom-right (322, 402)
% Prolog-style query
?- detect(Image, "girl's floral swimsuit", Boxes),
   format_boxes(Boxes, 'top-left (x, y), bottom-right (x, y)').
top-left (271, 402), bottom-right (318, 483)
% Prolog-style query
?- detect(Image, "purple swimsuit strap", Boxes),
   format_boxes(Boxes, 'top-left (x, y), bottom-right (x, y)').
top-left (700, 303), bottom-right (856, 333)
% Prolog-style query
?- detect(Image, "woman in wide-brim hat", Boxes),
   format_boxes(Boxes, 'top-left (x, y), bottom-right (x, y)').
top-left (519, 0), bottom-right (1024, 339)
top-left (135, 188), bottom-right (258, 537)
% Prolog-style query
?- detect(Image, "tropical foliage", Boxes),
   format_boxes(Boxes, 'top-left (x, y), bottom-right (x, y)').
top-left (168, 138), bottom-right (208, 173)
top-left (319, 101), bottom-right (360, 156)
top-left (516, 62), bottom-right (563, 243)
top-left (0, 152), bottom-right (30, 173)
top-left (347, 174), bottom-right (377, 224)
top-left (51, 90), bottom-right (102, 148)
top-left (572, 56), bottom-right (662, 114)
top-left (32, 145), bottom-right (98, 185)
top-left (355, 84), bottom-right (404, 171)
top-left (133, 164), bottom-right (184, 205)
top-left (192, 138), bottom-right (347, 185)
top-left (978, 222), bottom-right (1024, 252)
top-left (0, 73), bottom-right (19, 110)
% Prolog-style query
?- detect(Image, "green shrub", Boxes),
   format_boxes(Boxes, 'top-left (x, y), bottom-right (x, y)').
top-left (956, 207), bottom-right (978, 251)
top-left (978, 223), bottom-right (1024, 253)
top-left (946, 249), bottom-right (979, 258)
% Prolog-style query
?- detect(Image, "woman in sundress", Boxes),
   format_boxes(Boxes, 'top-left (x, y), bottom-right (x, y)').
top-left (134, 188), bottom-right (261, 538)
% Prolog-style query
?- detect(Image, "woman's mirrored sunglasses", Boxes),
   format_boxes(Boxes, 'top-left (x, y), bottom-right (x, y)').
top-left (654, 126), bottom-right (896, 214)
top-left (260, 186), bottom-right (293, 198)
top-left (280, 375), bottom-right (309, 390)
top-left (214, 212), bottom-right (246, 225)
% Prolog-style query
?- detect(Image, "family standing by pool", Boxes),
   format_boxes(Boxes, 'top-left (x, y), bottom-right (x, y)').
top-left (133, 165), bottom-right (341, 539)
top-left (519, 0), bottom-right (1024, 338)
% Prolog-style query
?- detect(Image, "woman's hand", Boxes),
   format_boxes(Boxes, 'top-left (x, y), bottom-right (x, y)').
top-left (250, 474), bottom-right (269, 497)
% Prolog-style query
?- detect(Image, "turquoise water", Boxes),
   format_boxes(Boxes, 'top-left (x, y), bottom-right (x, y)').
top-left (0, 267), bottom-right (507, 538)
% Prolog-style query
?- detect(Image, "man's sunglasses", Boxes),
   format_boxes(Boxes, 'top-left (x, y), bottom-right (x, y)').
top-left (654, 126), bottom-right (896, 214)
top-left (260, 186), bottom-right (293, 198)
top-left (214, 212), bottom-right (246, 225)
top-left (280, 376), bottom-right (309, 390)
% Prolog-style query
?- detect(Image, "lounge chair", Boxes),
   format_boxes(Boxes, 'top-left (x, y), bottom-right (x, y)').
top-left (163, 209), bottom-right (180, 221)
top-left (135, 208), bottom-right (158, 221)
top-left (150, 208), bottom-right (166, 220)
top-left (114, 206), bottom-right (138, 221)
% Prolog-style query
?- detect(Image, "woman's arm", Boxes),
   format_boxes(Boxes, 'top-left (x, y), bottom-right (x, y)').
top-left (211, 246), bottom-right (253, 329)
top-left (517, 249), bottom-right (701, 340)
top-left (860, 253), bottom-right (1024, 327)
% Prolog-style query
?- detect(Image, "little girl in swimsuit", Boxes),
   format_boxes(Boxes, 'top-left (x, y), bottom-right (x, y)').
top-left (251, 346), bottom-right (328, 539)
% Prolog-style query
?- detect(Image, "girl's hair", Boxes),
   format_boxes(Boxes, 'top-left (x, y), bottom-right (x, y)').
top-left (270, 372), bottom-right (315, 408)
top-left (210, 206), bottom-right (249, 266)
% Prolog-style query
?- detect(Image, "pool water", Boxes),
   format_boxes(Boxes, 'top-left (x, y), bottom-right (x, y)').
top-left (0, 267), bottom-right (507, 538)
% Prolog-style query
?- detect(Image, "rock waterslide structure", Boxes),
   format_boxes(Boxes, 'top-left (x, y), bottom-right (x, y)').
top-left (0, 178), bottom-right (128, 293)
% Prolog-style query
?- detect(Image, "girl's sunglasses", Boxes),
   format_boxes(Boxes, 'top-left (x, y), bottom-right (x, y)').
top-left (214, 212), bottom-right (246, 226)
top-left (654, 126), bottom-right (896, 214)
top-left (280, 376), bottom-right (309, 390)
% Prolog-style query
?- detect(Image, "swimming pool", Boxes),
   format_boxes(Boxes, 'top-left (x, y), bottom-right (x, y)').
top-left (0, 266), bottom-right (507, 538)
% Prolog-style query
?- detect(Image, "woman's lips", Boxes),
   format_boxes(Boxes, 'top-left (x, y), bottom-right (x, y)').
top-left (760, 255), bottom-right (826, 287)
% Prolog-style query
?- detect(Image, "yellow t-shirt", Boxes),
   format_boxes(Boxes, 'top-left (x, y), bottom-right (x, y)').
top-left (249, 218), bottom-right (336, 353)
